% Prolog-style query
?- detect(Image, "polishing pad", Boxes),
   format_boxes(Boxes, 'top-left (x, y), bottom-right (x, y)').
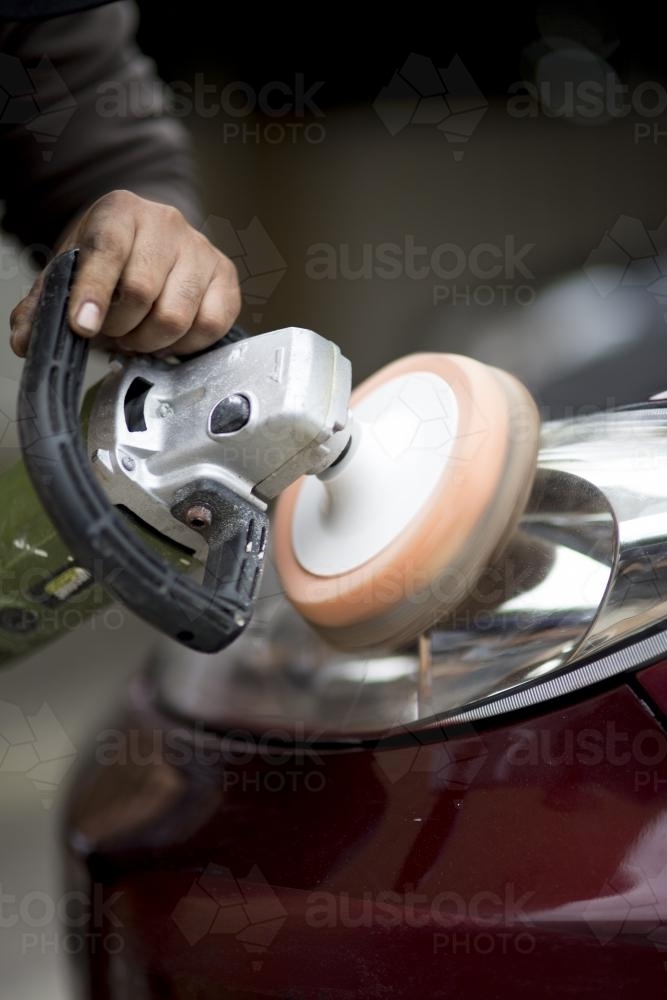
top-left (274, 353), bottom-right (540, 650)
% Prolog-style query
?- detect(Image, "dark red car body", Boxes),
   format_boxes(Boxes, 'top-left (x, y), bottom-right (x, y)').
top-left (66, 659), bottom-right (667, 998)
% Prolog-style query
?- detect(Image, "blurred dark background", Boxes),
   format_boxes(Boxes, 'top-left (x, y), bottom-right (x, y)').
top-left (134, 5), bottom-right (660, 102)
top-left (126, 1), bottom-right (667, 414)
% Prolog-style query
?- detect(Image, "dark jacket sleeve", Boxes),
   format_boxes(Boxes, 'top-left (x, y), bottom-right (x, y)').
top-left (0, 0), bottom-right (201, 249)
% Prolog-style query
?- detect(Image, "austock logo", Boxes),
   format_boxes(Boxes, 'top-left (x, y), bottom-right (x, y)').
top-left (0, 373), bottom-right (20, 453)
top-left (542, 824), bottom-right (667, 972)
top-left (583, 214), bottom-right (667, 319)
top-left (373, 53), bottom-right (488, 160)
top-left (202, 216), bottom-right (287, 324)
top-left (0, 54), bottom-right (76, 160)
top-left (0, 700), bottom-right (77, 808)
top-left (365, 369), bottom-right (459, 463)
top-left (373, 716), bottom-right (488, 789)
top-left (580, 860), bottom-right (667, 969)
top-left (171, 864), bottom-right (287, 971)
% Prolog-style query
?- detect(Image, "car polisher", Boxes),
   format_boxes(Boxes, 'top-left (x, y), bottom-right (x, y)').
top-left (7, 250), bottom-right (351, 662)
top-left (1, 249), bottom-right (542, 668)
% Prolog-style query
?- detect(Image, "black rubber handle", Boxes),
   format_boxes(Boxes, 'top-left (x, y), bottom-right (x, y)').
top-left (17, 249), bottom-right (269, 653)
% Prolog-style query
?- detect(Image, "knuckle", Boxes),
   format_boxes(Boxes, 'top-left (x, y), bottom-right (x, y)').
top-left (10, 297), bottom-right (28, 319)
top-left (10, 307), bottom-right (24, 329)
top-left (161, 202), bottom-right (185, 227)
top-left (80, 227), bottom-right (125, 261)
top-left (119, 273), bottom-right (159, 307)
top-left (153, 303), bottom-right (193, 338)
top-left (220, 253), bottom-right (240, 281)
top-left (177, 274), bottom-right (205, 306)
top-left (10, 288), bottom-right (38, 323)
top-left (195, 310), bottom-right (225, 342)
top-left (228, 281), bottom-right (243, 317)
top-left (217, 259), bottom-right (242, 307)
top-left (98, 189), bottom-right (135, 212)
top-left (184, 232), bottom-right (208, 257)
top-left (217, 281), bottom-right (242, 324)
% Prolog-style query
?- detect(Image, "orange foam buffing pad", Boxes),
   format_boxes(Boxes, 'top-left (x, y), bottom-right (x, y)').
top-left (274, 353), bottom-right (540, 650)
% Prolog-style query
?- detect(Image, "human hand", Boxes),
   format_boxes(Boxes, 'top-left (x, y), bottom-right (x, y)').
top-left (10, 190), bottom-right (241, 358)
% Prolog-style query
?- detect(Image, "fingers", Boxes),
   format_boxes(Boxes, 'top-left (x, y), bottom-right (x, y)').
top-left (101, 235), bottom-right (177, 342)
top-left (9, 190), bottom-right (243, 359)
top-left (116, 250), bottom-right (215, 353)
top-left (118, 254), bottom-right (241, 355)
top-left (67, 192), bottom-right (139, 338)
top-left (170, 262), bottom-right (242, 355)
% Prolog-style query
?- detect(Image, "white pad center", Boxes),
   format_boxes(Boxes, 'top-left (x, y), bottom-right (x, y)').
top-left (292, 371), bottom-right (459, 576)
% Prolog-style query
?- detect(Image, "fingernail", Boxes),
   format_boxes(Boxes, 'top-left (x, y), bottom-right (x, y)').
top-left (76, 301), bottom-right (102, 334)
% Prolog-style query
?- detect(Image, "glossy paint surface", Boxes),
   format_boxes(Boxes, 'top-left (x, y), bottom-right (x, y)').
top-left (67, 672), bottom-right (667, 997)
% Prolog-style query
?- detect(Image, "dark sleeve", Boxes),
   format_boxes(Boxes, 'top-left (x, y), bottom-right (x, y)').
top-left (0, 0), bottom-right (202, 249)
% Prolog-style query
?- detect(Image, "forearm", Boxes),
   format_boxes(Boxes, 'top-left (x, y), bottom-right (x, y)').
top-left (0, 0), bottom-right (201, 249)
